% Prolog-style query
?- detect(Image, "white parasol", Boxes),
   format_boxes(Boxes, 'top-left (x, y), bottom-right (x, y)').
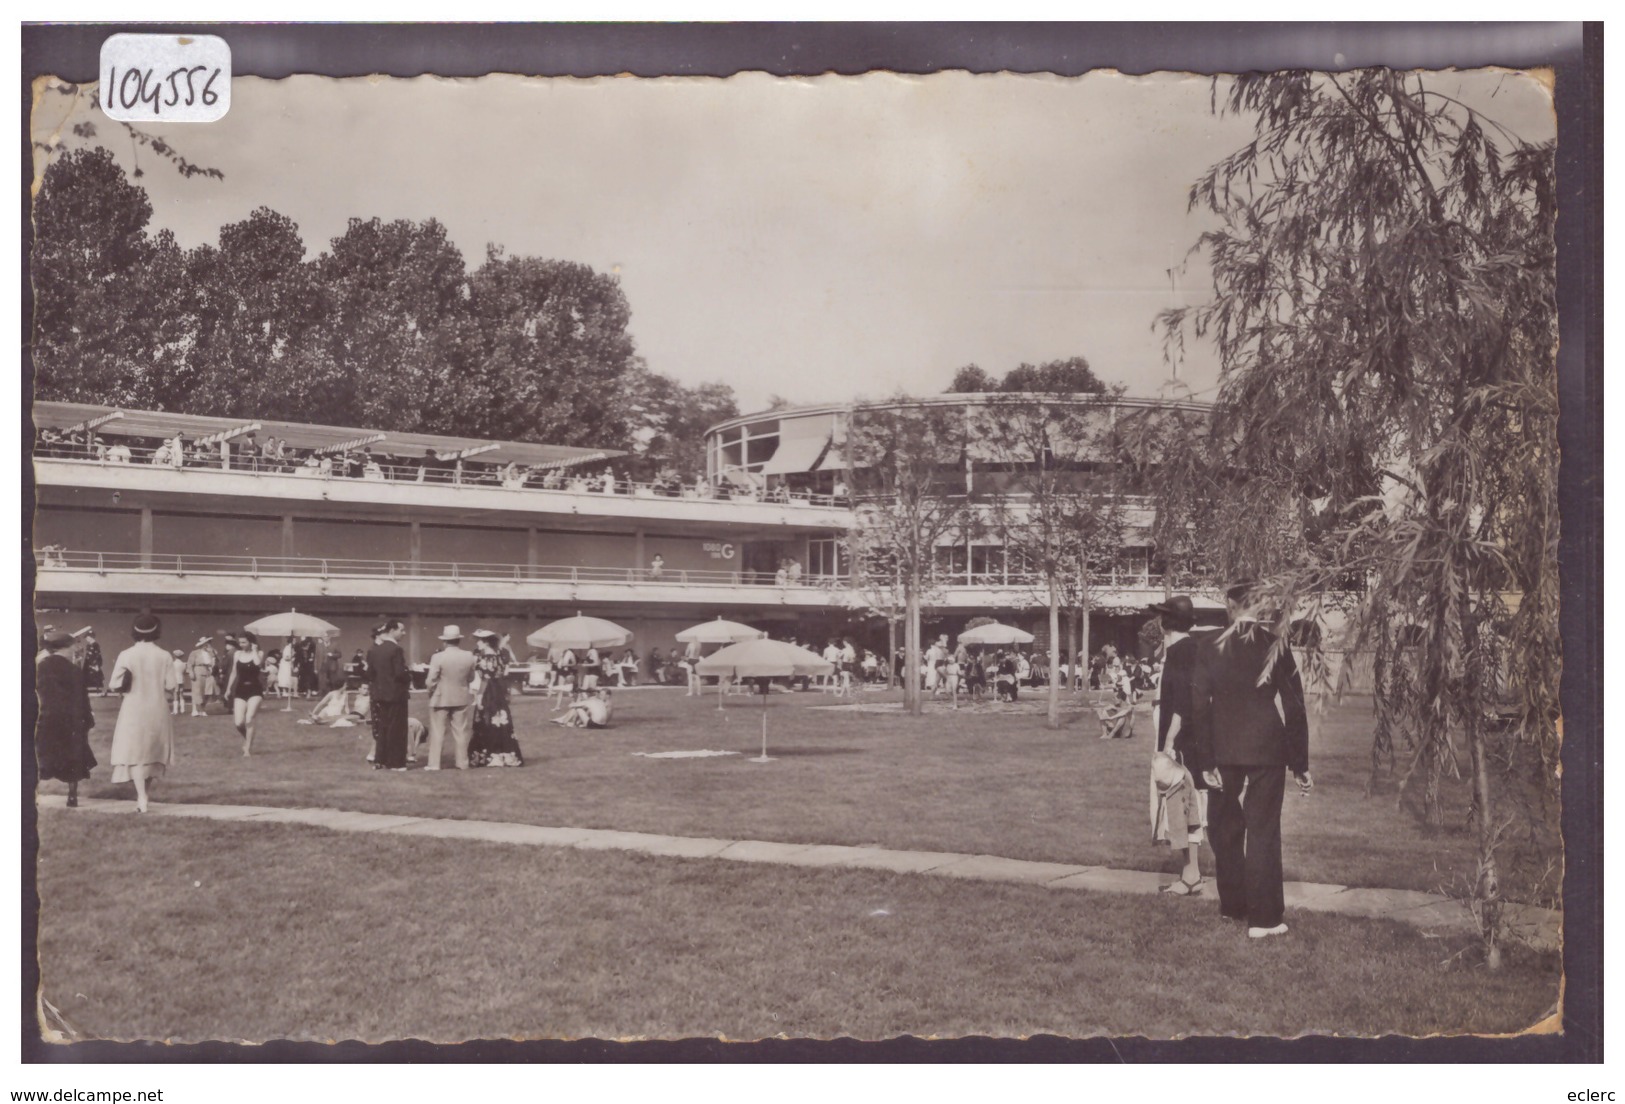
top-left (527, 613), bottom-right (632, 652)
top-left (695, 638), bottom-right (833, 762)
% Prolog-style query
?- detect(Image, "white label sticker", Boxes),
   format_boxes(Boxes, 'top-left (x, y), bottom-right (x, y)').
top-left (99, 33), bottom-right (230, 123)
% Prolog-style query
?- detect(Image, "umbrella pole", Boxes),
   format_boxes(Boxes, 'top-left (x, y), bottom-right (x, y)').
top-left (751, 690), bottom-right (773, 763)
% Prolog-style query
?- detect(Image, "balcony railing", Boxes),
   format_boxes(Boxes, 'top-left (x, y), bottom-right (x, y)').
top-left (34, 548), bottom-right (1187, 593)
top-left (34, 442), bottom-right (853, 510)
top-left (32, 549), bottom-right (844, 589)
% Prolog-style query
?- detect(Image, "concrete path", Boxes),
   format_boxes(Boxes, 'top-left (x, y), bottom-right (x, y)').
top-left (37, 795), bottom-right (1560, 952)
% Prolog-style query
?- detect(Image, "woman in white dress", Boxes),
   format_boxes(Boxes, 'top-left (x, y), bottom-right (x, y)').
top-left (277, 639), bottom-right (297, 710)
top-left (107, 613), bottom-right (177, 812)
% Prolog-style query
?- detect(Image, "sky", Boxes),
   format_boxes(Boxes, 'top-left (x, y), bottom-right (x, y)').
top-left (31, 67), bottom-right (1556, 413)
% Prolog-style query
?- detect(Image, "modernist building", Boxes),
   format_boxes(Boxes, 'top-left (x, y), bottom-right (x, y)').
top-left (32, 394), bottom-right (1216, 663)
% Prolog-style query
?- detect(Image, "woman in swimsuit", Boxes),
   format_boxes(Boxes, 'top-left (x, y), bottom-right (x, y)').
top-left (224, 631), bottom-right (266, 756)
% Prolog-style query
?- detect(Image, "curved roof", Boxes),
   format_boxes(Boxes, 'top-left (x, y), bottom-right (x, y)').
top-left (704, 392), bottom-right (1212, 438)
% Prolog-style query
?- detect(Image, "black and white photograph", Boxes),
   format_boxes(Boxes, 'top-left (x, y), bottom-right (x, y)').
top-left (21, 21), bottom-right (1598, 1072)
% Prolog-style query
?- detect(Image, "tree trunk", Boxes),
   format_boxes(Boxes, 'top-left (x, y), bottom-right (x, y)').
top-left (1462, 587), bottom-right (1503, 968)
top-left (886, 613), bottom-right (898, 690)
top-left (904, 582), bottom-right (922, 715)
top-left (1063, 609), bottom-right (1076, 694)
top-left (1046, 578), bottom-right (1061, 729)
top-left (1079, 589), bottom-right (1092, 689)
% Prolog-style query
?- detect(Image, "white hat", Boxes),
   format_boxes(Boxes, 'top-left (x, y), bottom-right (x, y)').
top-left (438, 625), bottom-right (464, 642)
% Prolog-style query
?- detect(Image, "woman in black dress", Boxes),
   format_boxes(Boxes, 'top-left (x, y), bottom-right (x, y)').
top-left (468, 631), bottom-right (523, 768)
top-left (36, 629), bottom-right (96, 806)
top-left (81, 631), bottom-right (105, 697)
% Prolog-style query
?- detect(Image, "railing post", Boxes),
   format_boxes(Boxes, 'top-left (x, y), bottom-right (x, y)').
top-left (321, 559), bottom-right (329, 579)
top-left (680, 570), bottom-right (688, 585)
top-left (571, 566), bottom-right (579, 583)
top-left (250, 557), bottom-right (258, 578)
top-left (452, 562), bottom-right (459, 581)
top-left (97, 552), bottom-right (105, 576)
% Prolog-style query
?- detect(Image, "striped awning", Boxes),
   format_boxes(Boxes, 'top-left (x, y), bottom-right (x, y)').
top-left (195, 422), bottom-right (261, 447)
top-left (314, 434), bottom-right (387, 455)
top-left (33, 401), bottom-right (622, 469)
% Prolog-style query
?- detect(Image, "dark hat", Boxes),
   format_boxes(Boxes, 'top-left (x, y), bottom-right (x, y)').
top-left (1149, 595), bottom-right (1197, 630)
top-left (132, 612), bottom-right (162, 638)
top-left (471, 629), bottom-right (499, 641)
top-left (41, 629), bottom-right (74, 649)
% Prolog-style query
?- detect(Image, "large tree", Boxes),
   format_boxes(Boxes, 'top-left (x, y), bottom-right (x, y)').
top-left (621, 371), bottom-right (739, 482)
top-left (31, 147), bottom-right (181, 407)
top-left (1161, 69), bottom-right (1558, 965)
top-left (975, 393), bottom-right (1127, 728)
top-left (315, 216), bottom-right (475, 432)
top-left (944, 356), bottom-right (1107, 395)
top-left (844, 398), bottom-right (980, 715)
top-left (180, 207), bottom-right (333, 420)
top-left (455, 247), bottom-right (642, 447)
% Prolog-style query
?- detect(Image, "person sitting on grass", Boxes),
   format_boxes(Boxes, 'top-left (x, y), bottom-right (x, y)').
top-left (552, 688), bottom-right (614, 729)
top-left (307, 687), bottom-right (370, 726)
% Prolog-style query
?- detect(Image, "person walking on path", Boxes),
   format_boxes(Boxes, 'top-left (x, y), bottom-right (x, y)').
top-left (81, 631), bottom-right (105, 697)
top-left (1191, 579), bottom-right (1312, 939)
top-left (186, 637), bottom-right (215, 717)
top-left (35, 628), bottom-right (96, 808)
top-left (1149, 595), bottom-right (1207, 897)
top-left (368, 620), bottom-right (413, 771)
top-left (169, 649), bottom-right (188, 714)
top-left (424, 625), bottom-right (477, 771)
top-left (106, 613), bottom-right (176, 812)
top-left (224, 632), bottom-right (266, 756)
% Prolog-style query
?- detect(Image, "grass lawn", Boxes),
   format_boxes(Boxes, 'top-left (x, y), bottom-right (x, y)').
top-left (35, 812), bottom-right (1560, 1043)
top-left (53, 687), bottom-right (1559, 905)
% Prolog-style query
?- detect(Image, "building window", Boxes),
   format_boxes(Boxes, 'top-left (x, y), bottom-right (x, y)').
top-left (933, 544), bottom-right (968, 584)
top-left (807, 537), bottom-right (847, 579)
top-left (969, 544), bottom-right (1006, 584)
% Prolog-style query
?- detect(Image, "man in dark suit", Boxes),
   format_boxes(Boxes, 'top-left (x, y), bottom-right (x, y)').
top-left (1191, 580), bottom-right (1312, 938)
top-left (368, 618), bottom-right (413, 771)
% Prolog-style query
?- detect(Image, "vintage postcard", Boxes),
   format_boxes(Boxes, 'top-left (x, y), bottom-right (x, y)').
top-left (24, 24), bottom-right (1585, 1074)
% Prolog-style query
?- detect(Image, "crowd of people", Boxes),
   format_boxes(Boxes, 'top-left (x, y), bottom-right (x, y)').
top-left (37, 580), bottom-right (1312, 940)
top-left (35, 425), bottom-right (848, 506)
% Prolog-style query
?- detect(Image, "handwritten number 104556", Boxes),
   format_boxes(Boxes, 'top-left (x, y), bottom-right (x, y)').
top-left (106, 65), bottom-right (221, 116)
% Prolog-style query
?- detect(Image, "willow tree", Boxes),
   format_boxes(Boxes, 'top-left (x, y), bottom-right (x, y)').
top-left (845, 398), bottom-right (978, 715)
top-left (1161, 69), bottom-right (1558, 966)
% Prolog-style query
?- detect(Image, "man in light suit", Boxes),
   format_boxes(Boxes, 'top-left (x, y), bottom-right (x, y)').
top-left (1191, 579), bottom-right (1312, 939)
top-left (424, 625), bottom-right (477, 770)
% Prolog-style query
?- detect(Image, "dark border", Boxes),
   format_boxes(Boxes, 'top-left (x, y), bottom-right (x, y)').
top-left (21, 21), bottom-right (1601, 1065)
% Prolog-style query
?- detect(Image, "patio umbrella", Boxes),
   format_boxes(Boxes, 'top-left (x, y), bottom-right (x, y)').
top-left (677, 618), bottom-right (769, 711)
top-left (527, 613), bottom-right (632, 652)
top-left (243, 609), bottom-right (340, 638)
top-left (696, 639), bottom-right (833, 762)
top-left (243, 609), bottom-right (340, 711)
top-left (957, 621), bottom-right (1035, 646)
top-left (675, 617), bottom-right (767, 644)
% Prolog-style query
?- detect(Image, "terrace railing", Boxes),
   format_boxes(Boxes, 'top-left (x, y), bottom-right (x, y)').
top-left (33, 441), bottom-right (853, 509)
top-left (32, 549), bottom-right (847, 589)
top-left (34, 549), bottom-right (1185, 593)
